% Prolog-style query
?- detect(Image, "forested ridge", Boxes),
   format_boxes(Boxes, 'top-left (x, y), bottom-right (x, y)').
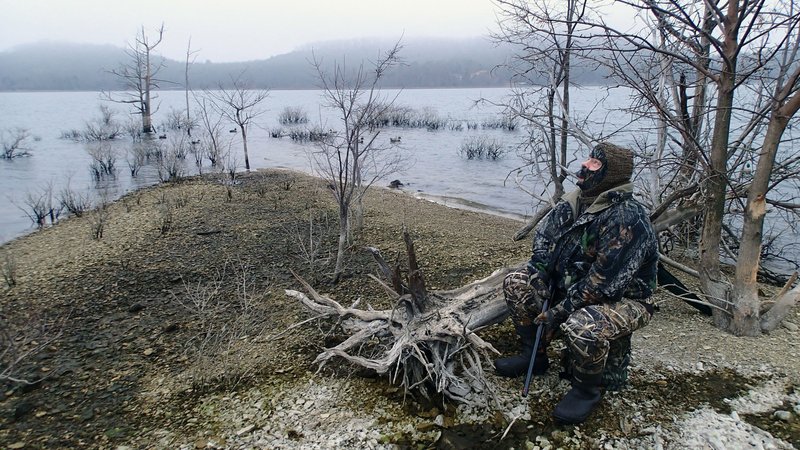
top-left (0, 37), bottom-right (614, 91)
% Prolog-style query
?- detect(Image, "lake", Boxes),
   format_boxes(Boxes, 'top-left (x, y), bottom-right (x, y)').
top-left (1, 87), bottom-right (796, 275)
top-left (0, 87), bottom-right (620, 244)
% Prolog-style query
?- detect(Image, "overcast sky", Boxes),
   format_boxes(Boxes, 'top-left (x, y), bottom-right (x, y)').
top-left (0, 0), bottom-right (502, 62)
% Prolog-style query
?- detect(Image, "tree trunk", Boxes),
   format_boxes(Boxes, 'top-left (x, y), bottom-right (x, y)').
top-left (731, 115), bottom-right (788, 335)
top-left (332, 208), bottom-right (349, 283)
top-left (701, 1), bottom-right (740, 331)
top-left (287, 232), bottom-right (514, 405)
top-left (701, 79), bottom-right (734, 329)
top-left (185, 39), bottom-right (192, 137)
top-left (241, 126), bottom-right (250, 171)
top-left (760, 273), bottom-right (800, 332)
top-left (143, 50), bottom-right (153, 134)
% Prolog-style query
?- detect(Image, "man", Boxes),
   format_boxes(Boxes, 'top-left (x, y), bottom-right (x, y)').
top-left (494, 143), bottom-right (658, 424)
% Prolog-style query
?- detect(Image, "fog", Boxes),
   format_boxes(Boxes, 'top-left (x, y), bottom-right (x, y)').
top-left (0, 0), bottom-right (499, 63)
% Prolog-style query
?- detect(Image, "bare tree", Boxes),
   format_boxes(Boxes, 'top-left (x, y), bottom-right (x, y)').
top-left (194, 94), bottom-right (227, 168)
top-left (309, 41), bottom-right (406, 283)
top-left (493, 0), bottom-right (592, 206)
top-left (206, 74), bottom-right (269, 171)
top-left (559, 0), bottom-right (800, 335)
top-left (1, 128), bottom-right (32, 159)
top-left (104, 24), bottom-right (166, 134)
top-left (184, 38), bottom-right (200, 137)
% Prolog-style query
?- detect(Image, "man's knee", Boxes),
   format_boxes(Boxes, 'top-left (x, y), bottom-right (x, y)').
top-left (560, 308), bottom-right (614, 378)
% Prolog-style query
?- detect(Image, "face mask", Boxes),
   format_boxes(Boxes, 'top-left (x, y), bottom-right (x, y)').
top-left (576, 161), bottom-right (606, 193)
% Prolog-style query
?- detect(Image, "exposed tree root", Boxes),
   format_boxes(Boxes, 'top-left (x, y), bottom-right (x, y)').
top-left (285, 231), bottom-right (516, 405)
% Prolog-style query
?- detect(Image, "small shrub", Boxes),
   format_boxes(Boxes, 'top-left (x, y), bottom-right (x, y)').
top-left (157, 138), bottom-right (188, 183)
top-left (20, 183), bottom-right (60, 227)
top-left (161, 107), bottom-right (194, 131)
top-left (2, 251), bottom-right (17, 287)
top-left (412, 107), bottom-right (447, 130)
top-left (284, 210), bottom-right (333, 283)
top-left (448, 120), bottom-right (464, 131)
top-left (158, 200), bottom-right (173, 234)
top-left (126, 144), bottom-right (148, 177)
top-left (368, 105), bottom-right (414, 128)
top-left (59, 182), bottom-right (91, 218)
top-left (288, 126), bottom-right (330, 142)
top-left (1, 128), bottom-right (33, 158)
top-left (86, 143), bottom-right (118, 180)
top-left (174, 262), bottom-right (270, 391)
top-left (280, 176), bottom-right (295, 191)
top-left (89, 200), bottom-right (109, 240)
top-left (59, 129), bottom-right (83, 141)
top-left (124, 117), bottom-right (144, 142)
top-left (459, 136), bottom-right (506, 160)
top-left (481, 115), bottom-right (517, 131)
top-left (278, 106), bottom-right (309, 125)
top-left (83, 105), bottom-right (122, 141)
top-left (202, 133), bottom-right (225, 168)
top-left (270, 128), bottom-right (285, 138)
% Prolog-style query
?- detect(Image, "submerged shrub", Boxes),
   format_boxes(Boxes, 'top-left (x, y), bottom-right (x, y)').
top-left (481, 115), bottom-right (517, 131)
top-left (459, 136), bottom-right (506, 160)
top-left (156, 138), bottom-right (188, 183)
top-left (289, 126), bottom-right (330, 142)
top-left (59, 183), bottom-right (92, 218)
top-left (278, 106), bottom-right (309, 125)
top-left (1, 128), bottom-right (32, 158)
top-left (86, 143), bottom-right (118, 180)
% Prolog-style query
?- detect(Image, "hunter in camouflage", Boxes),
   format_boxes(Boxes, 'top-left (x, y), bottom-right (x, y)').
top-left (493, 143), bottom-right (659, 424)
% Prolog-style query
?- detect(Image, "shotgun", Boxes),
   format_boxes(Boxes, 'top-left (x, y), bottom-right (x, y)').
top-left (522, 296), bottom-right (550, 397)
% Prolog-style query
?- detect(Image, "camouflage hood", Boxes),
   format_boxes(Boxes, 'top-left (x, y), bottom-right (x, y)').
top-left (561, 183), bottom-right (635, 218)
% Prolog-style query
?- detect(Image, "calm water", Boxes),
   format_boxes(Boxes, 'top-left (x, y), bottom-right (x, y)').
top-left (1, 88), bottom-right (796, 275)
top-left (0, 88), bottom-right (617, 244)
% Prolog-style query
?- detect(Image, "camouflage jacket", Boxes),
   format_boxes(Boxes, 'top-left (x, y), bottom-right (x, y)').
top-left (526, 183), bottom-right (658, 322)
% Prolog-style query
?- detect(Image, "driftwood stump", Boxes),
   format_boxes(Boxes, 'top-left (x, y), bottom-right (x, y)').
top-left (285, 231), bottom-right (517, 405)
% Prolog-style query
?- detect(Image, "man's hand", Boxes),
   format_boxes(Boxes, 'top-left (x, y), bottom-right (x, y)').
top-left (534, 310), bottom-right (557, 328)
top-left (534, 304), bottom-right (568, 329)
top-left (527, 272), bottom-right (550, 299)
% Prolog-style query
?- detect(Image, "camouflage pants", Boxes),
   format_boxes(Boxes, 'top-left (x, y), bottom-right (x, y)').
top-left (503, 271), bottom-right (651, 389)
top-left (503, 271), bottom-right (544, 327)
top-left (560, 300), bottom-right (651, 388)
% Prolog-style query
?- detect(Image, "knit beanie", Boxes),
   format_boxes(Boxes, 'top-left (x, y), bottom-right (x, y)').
top-left (578, 143), bottom-right (634, 197)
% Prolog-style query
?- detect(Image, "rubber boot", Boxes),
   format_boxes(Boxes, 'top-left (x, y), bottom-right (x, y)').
top-left (494, 324), bottom-right (549, 378)
top-left (552, 373), bottom-right (603, 424)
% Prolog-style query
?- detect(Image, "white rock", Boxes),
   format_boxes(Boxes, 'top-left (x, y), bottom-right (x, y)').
top-left (773, 410), bottom-right (792, 422)
top-left (782, 321), bottom-right (798, 332)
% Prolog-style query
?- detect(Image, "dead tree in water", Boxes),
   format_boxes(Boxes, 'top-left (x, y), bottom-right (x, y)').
top-left (286, 231), bottom-right (516, 405)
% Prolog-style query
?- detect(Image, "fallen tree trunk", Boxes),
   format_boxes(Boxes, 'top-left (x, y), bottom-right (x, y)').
top-left (285, 231), bottom-right (517, 405)
top-left (760, 272), bottom-right (800, 333)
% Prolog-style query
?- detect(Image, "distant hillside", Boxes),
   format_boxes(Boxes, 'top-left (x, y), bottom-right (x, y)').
top-left (0, 38), bottom-right (612, 91)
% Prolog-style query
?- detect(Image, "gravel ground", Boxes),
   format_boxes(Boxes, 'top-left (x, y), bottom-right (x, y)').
top-left (1, 169), bottom-right (798, 449)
